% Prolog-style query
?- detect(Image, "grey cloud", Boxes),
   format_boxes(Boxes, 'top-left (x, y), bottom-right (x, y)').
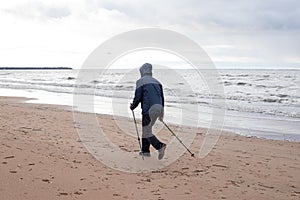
top-left (86, 0), bottom-right (300, 66)
top-left (87, 0), bottom-right (300, 31)
top-left (44, 6), bottom-right (71, 19)
top-left (204, 0), bottom-right (300, 31)
top-left (1, 1), bottom-right (71, 20)
top-left (1, 0), bottom-right (299, 67)
top-left (5, 0), bottom-right (299, 31)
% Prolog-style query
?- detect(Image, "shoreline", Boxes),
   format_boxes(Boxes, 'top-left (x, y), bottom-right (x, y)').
top-left (2, 93), bottom-right (299, 142)
top-left (0, 96), bottom-right (299, 199)
top-left (0, 88), bottom-right (299, 142)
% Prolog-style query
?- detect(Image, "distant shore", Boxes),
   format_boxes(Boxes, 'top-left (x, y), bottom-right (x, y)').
top-left (0, 67), bottom-right (72, 70)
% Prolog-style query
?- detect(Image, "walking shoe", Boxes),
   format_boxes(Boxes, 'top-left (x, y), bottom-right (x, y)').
top-left (139, 152), bottom-right (151, 157)
top-left (158, 144), bottom-right (166, 160)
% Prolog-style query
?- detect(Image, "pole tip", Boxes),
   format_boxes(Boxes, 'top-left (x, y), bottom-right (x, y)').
top-left (191, 153), bottom-right (195, 157)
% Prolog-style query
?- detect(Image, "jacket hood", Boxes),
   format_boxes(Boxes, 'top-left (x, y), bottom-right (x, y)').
top-left (139, 63), bottom-right (152, 77)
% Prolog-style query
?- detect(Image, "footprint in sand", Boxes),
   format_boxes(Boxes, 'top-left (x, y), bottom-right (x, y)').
top-left (4, 155), bottom-right (15, 159)
top-left (74, 191), bottom-right (83, 195)
top-left (58, 192), bottom-right (68, 196)
top-left (42, 179), bottom-right (51, 183)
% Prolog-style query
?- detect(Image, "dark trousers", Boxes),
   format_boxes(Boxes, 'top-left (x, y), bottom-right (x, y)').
top-left (141, 114), bottom-right (163, 152)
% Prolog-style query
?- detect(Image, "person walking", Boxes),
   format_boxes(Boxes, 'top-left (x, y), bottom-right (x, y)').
top-left (130, 63), bottom-right (166, 160)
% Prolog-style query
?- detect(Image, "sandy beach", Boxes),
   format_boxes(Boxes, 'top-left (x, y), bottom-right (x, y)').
top-left (0, 96), bottom-right (299, 200)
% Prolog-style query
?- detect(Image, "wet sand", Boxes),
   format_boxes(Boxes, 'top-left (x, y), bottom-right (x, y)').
top-left (0, 96), bottom-right (299, 200)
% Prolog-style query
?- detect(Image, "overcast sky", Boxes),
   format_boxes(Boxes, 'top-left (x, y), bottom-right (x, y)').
top-left (0, 0), bottom-right (299, 69)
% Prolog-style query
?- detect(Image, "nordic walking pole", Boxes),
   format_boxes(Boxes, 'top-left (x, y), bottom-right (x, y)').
top-left (131, 110), bottom-right (144, 160)
top-left (162, 121), bottom-right (195, 157)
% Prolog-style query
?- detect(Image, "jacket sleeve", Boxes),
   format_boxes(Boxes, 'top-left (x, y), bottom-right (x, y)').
top-left (131, 81), bottom-right (143, 110)
top-left (160, 84), bottom-right (164, 118)
top-left (160, 84), bottom-right (164, 107)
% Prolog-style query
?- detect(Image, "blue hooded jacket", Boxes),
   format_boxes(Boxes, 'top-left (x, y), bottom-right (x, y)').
top-left (131, 63), bottom-right (164, 115)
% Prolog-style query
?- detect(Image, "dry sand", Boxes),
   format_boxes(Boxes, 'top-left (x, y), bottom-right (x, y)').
top-left (0, 96), bottom-right (299, 200)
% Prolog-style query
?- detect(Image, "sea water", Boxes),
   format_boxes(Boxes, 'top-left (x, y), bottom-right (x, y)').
top-left (0, 69), bottom-right (299, 141)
